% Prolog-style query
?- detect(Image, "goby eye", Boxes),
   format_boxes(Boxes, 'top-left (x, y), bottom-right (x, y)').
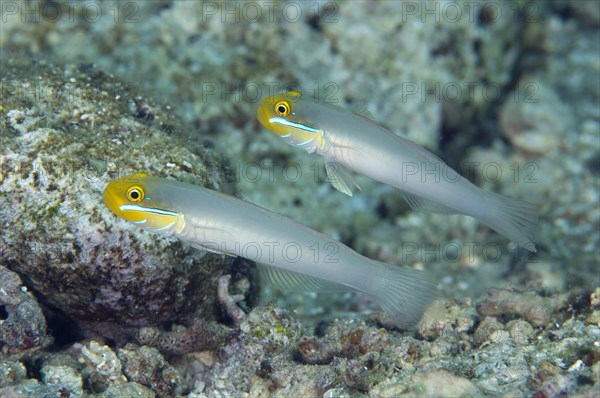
top-left (126, 186), bottom-right (144, 203)
top-left (275, 101), bottom-right (291, 117)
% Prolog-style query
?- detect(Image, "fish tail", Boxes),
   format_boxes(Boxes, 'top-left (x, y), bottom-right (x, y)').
top-left (481, 191), bottom-right (539, 252)
top-left (369, 261), bottom-right (439, 329)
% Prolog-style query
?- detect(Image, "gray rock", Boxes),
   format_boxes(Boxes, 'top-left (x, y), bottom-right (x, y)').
top-left (118, 344), bottom-right (182, 397)
top-left (41, 364), bottom-right (83, 398)
top-left (0, 360), bottom-right (27, 387)
top-left (0, 265), bottom-right (51, 355)
top-left (98, 381), bottom-right (155, 398)
top-left (0, 60), bottom-right (235, 335)
top-left (0, 378), bottom-right (55, 398)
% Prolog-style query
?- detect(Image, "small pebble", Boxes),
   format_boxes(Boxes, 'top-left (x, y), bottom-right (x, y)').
top-left (507, 319), bottom-right (534, 346)
top-left (591, 288), bottom-right (600, 308)
top-left (474, 318), bottom-right (504, 346)
top-left (585, 325), bottom-right (600, 338)
top-left (488, 330), bottom-right (510, 344)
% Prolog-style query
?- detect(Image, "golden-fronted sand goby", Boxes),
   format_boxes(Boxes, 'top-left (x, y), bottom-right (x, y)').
top-left (103, 173), bottom-right (438, 326)
top-left (257, 91), bottom-right (538, 252)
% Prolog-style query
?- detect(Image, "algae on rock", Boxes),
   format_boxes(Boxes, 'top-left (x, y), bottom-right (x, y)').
top-left (0, 59), bottom-right (236, 342)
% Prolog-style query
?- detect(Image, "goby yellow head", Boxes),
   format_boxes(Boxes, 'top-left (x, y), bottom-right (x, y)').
top-left (103, 172), bottom-right (185, 235)
top-left (257, 91), bottom-right (324, 152)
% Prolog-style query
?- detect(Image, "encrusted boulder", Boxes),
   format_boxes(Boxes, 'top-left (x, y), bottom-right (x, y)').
top-left (0, 60), bottom-right (235, 333)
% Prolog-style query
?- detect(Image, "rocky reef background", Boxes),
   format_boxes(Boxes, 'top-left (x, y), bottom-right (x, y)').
top-left (1, 0), bottom-right (598, 396)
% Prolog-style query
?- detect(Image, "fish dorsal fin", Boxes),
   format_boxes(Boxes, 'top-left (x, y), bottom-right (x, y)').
top-left (324, 159), bottom-right (361, 197)
top-left (257, 264), bottom-right (349, 292)
top-left (397, 135), bottom-right (446, 165)
top-left (349, 104), bottom-right (446, 166)
top-left (350, 102), bottom-right (376, 120)
top-left (400, 192), bottom-right (457, 214)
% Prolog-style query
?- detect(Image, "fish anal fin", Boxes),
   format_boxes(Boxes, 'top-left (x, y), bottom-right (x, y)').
top-left (324, 159), bottom-right (361, 197)
top-left (258, 264), bottom-right (349, 293)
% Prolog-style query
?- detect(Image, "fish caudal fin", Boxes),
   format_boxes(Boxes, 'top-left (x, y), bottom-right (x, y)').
top-left (482, 191), bottom-right (539, 252)
top-left (369, 261), bottom-right (439, 329)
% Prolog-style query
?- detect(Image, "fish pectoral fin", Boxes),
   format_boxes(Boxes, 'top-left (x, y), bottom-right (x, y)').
top-left (324, 159), bottom-right (361, 197)
top-left (186, 226), bottom-right (238, 257)
top-left (187, 239), bottom-right (237, 257)
top-left (191, 242), bottom-right (237, 257)
top-left (202, 246), bottom-right (235, 257)
top-left (257, 264), bottom-right (349, 293)
top-left (400, 192), bottom-right (457, 214)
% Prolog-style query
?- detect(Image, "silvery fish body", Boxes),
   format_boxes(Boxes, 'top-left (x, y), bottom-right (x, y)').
top-left (103, 173), bottom-right (437, 326)
top-left (257, 92), bottom-right (538, 252)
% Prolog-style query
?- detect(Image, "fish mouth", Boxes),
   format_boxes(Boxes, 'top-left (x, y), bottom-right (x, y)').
top-left (257, 105), bottom-right (271, 129)
top-left (102, 183), bottom-right (122, 218)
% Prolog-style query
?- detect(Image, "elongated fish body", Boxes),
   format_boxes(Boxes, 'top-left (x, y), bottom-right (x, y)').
top-left (257, 92), bottom-right (538, 252)
top-left (103, 173), bottom-right (437, 326)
